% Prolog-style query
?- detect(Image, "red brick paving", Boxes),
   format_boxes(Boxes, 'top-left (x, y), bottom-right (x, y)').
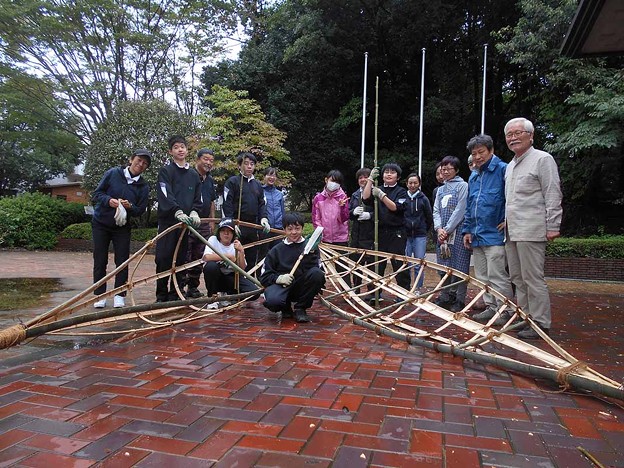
top-left (0, 250), bottom-right (623, 466)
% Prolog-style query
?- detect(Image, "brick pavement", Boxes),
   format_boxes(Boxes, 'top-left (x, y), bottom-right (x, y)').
top-left (0, 250), bottom-right (623, 467)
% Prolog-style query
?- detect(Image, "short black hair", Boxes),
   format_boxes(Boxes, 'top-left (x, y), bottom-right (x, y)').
top-left (406, 172), bottom-right (421, 184)
top-left (355, 168), bottom-right (371, 179)
top-left (236, 151), bottom-right (257, 165)
top-left (283, 212), bottom-right (305, 228)
top-left (466, 134), bottom-right (494, 152)
top-left (197, 148), bottom-right (214, 158)
top-left (167, 135), bottom-right (187, 150)
top-left (326, 169), bottom-right (344, 185)
top-left (264, 166), bottom-right (278, 176)
top-left (440, 155), bottom-right (461, 171)
top-left (382, 162), bottom-right (402, 178)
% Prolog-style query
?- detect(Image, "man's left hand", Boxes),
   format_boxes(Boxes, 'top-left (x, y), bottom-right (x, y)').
top-left (546, 230), bottom-right (560, 241)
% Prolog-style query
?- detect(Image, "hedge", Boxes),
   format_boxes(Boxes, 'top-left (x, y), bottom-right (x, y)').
top-left (0, 192), bottom-right (87, 250)
top-left (60, 223), bottom-right (157, 243)
top-left (546, 236), bottom-right (624, 259)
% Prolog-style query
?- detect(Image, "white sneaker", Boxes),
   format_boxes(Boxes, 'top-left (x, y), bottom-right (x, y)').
top-left (94, 299), bottom-right (107, 308)
top-left (206, 302), bottom-right (219, 310)
top-left (113, 295), bottom-right (125, 308)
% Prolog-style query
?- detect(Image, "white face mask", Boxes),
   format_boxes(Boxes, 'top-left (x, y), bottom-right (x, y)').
top-left (326, 181), bottom-right (340, 192)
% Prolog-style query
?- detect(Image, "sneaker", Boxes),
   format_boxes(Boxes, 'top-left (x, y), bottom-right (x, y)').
top-left (294, 309), bottom-right (311, 323)
top-left (433, 297), bottom-right (453, 309)
top-left (449, 301), bottom-right (465, 312)
top-left (471, 307), bottom-right (496, 323)
top-left (368, 295), bottom-right (384, 305)
top-left (491, 312), bottom-right (518, 327)
top-left (206, 302), bottom-right (219, 310)
top-left (113, 295), bottom-right (125, 308)
top-left (219, 300), bottom-right (232, 307)
top-left (186, 287), bottom-right (202, 298)
top-left (517, 324), bottom-right (549, 340)
top-left (94, 298), bottom-right (107, 308)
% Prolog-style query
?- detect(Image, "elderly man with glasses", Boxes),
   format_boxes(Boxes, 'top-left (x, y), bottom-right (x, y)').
top-left (503, 117), bottom-right (563, 340)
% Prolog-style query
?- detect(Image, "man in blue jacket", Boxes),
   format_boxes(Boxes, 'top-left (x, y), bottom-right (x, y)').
top-left (462, 134), bottom-right (513, 324)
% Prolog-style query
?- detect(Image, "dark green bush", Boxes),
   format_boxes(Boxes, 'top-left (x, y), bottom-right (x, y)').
top-left (0, 192), bottom-right (87, 249)
top-left (60, 223), bottom-right (157, 243)
top-left (546, 236), bottom-right (624, 259)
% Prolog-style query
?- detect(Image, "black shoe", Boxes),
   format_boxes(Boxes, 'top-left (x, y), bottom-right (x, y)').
top-left (517, 324), bottom-right (549, 340)
top-left (491, 312), bottom-right (512, 327)
top-left (282, 304), bottom-right (294, 318)
top-left (294, 309), bottom-right (311, 323)
top-left (471, 307), bottom-right (497, 323)
top-left (449, 301), bottom-right (465, 312)
top-left (156, 296), bottom-right (168, 303)
top-left (368, 295), bottom-right (384, 305)
top-left (185, 287), bottom-right (202, 299)
top-left (433, 297), bottom-right (453, 309)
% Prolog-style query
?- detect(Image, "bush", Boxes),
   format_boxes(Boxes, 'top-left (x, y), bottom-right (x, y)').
top-left (0, 193), bottom-right (87, 249)
top-left (546, 236), bottom-right (624, 259)
top-left (60, 223), bottom-right (158, 243)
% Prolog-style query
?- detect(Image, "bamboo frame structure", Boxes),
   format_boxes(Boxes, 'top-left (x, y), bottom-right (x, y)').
top-left (0, 226), bottom-right (622, 402)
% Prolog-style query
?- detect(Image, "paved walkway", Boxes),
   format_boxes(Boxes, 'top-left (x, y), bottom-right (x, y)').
top-left (0, 250), bottom-right (623, 467)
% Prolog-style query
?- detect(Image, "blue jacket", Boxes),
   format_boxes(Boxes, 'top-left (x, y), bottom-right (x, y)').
top-left (92, 166), bottom-right (149, 228)
top-left (462, 155), bottom-right (507, 247)
top-left (404, 190), bottom-right (433, 238)
top-left (263, 185), bottom-right (285, 229)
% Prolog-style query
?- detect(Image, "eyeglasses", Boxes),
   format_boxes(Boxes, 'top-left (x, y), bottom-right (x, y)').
top-left (440, 167), bottom-right (455, 172)
top-left (505, 130), bottom-right (531, 139)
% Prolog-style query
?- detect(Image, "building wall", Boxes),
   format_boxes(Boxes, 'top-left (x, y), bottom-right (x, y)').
top-left (40, 185), bottom-right (89, 204)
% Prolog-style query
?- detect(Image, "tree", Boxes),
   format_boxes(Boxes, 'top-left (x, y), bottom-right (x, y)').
top-left (83, 99), bottom-right (193, 225)
top-left (195, 84), bottom-right (292, 186)
top-left (0, 0), bottom-right (238, 138)
top-left (496, 0), bottom-right (624, 233)
top-left (0, 73), bottom-right (82, 194)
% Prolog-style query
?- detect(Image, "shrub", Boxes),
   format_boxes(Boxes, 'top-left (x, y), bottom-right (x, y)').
top-left (546, 236), bottom-right (624, 259)
top-left (0, 192), bottom-right (87, 249)
top-left (60, 223), bottom-right (158, 243)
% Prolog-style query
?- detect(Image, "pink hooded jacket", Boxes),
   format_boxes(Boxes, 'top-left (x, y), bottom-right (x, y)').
top-left (311, 187), bottom-right (350, 243)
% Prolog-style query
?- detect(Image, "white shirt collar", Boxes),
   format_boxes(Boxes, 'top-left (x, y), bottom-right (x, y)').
top-left (283, 236), bottom-right (305, 245)
top-left (124, 167), bottom-right (141, 184)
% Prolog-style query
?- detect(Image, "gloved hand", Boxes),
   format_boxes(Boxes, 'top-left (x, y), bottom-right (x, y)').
top-left (260, 217), bottom-right (271, 233)
top-left (276, 273), bottom-right (294, 287)
top-left (189, 210), bottom-right (201, 228)
top-left (234, 224), bottom-right (242, 238)
top-left (371, 186), bottom-right (386, 200)
top-left (353, 206), bottom-right (364, 216)
top-left (369, 167), bottom-right (380, 181)
top-left (358, 212), bottom-right (371, 221)
top-left (174, 209), bottom-right (192, 226)
top-left (440, 242), bottom-right (451, 259)
top-left (114, 202), bottom-right (127, 227)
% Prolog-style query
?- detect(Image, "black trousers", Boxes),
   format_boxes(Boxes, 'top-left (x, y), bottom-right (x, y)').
top-left (239, 225), bottom-right (259, 271)
top-left (92, 220), bottom-right (131, 296)
top-left (350, 238), bottom-right (374, 293)
top-left (202, 261), bottom-right (259, 297)
top-left (264, 267), bottom-right (325, 312)
top-left (155, 223), bottom-right (189, 301)
top-left (378, 229), bottom-right (410, 291)
top-left (185, 223), bottom-right (212, 290)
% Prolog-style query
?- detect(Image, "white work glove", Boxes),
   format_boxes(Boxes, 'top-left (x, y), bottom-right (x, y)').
top-left (358, 212), bottom-right (371, 221)
top-left (189, 210), bottom-right (201, 228)
top-left (260, 217), bottom-right (271, 234)
top-left (353, 206), bottom-right (364, 216)
top-left (368, 167), bottom-right (380, 181)
top-left (371, 186), bottom-right (386, 200)
top-left (114, 202), bottom-right (127, 227)
top-left (276, 274), bottom-right (294, 287)
top-left (174, 209), bottom-right (192, 226)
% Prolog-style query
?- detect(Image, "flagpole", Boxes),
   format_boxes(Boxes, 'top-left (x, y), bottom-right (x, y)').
top-left (360, 52), bottom-right (369, 168)
top-left (418, 48), bottom-right (425, 178)
top-left (481, 44), bottom-right (488, 134)
top-left (374, 76), bottom-right (380, 305)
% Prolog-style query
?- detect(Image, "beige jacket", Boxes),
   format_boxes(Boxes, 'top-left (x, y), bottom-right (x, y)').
top-left (505, 147), bottom-right (563, 242)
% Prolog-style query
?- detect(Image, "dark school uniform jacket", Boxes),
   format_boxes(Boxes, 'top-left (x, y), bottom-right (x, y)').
top-left (92, 166), bottom-right (149, 227)
top-left (222, 174), bottom-right (267, 223)
top-left (157, 161), bottom-right (202, 225)
top-left (363, 184), bottom-right (408, 230)
top-left (260, 239), bottom-right (320, 287)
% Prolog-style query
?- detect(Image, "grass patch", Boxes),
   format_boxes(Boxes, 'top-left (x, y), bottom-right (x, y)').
top-left (0, 278), bottom-right (65, 311)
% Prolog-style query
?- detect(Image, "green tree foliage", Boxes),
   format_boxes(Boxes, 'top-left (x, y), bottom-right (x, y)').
top-left (0, 192), bottom-right (87, 249)
top-left (0, 74), bottom-right (82, 193)
top-left (202, 0), bottom-right (522, 207)
top-left (195, 84), bottom-right (291, 186)
top-left (496, 0), bottom-right (624, 234)
top-left (0, 0), bottom-right (238, 138)
top-left (83, 99), bottom-right (193, 220)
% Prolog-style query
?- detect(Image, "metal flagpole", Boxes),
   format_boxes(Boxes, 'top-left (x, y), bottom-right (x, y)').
top-left (481, 44), bottom-right (488, 134)
top-left (418, 48), bottom-right (425, 178)
top-left (360, 52), bottom-right (369, 168)
top-left (373, 76), bottom-right (380, 305)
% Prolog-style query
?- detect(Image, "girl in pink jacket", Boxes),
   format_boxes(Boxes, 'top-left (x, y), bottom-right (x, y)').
top-left (312, 170), bottom-right (350, 245)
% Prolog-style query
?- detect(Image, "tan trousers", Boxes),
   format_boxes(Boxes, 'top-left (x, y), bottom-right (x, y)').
top-left (505, 240), bottom-right (551, 328)
top-left (472, 245), bottom-right (513, 310)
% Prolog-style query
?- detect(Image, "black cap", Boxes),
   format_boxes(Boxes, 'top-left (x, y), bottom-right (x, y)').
top-left (132, 148), bottom-right (152, 166)
top-left (217, 218), bottom-right (236, 233)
